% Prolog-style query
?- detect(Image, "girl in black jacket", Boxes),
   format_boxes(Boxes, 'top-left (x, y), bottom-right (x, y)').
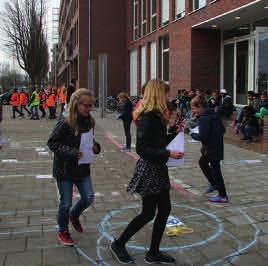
top-left (110, 80), bottom-right (183, 264)
top-left (190, 96), bottom-right (228, 203)
top-left (47, 89), bottom-right (100, 246)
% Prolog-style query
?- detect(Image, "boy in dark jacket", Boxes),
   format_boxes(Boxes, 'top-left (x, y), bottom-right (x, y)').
top-left (190, 96), bottom-right (228, 203)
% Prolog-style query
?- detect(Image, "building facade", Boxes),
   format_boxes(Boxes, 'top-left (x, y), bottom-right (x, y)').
top-left (128, 0), bottom-right (268, 105)
top-left (58, 0), bottom-right (268, 105)
top-left (57, 0), bottom-right (126, 96)
top-left (57, 0), bottom-right (89, 89)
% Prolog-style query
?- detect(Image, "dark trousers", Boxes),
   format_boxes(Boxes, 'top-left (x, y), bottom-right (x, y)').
top-left (49, 107), bottom-right (56, 119)
top-left (116, 190), bottom-right (171, 254)
top-left (20, 105), bottom-right (31, 115)
top-left (240, 124), bottom-right (258, 139)
top-left (39, 105), bottom-right (46, 117)
top-left (12, 106), bottom-right (23, 118)
top-left (123, 120), bottom-right (131, 149)
top-left (199, 155), bottom-right (227, 197)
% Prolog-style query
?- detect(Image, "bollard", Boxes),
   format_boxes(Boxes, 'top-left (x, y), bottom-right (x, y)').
top-left (263, 115), bottom-right (268, 154)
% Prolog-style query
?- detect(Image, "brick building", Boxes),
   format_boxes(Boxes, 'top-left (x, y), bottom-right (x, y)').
top-left (57, 0), bottom-right (126, 96)
top-left (58, 0), bottom-right (268, 105)
top-left (128, 0), bottom-right (268, 105)
top-left (57, 0), bottom-right (89, 90)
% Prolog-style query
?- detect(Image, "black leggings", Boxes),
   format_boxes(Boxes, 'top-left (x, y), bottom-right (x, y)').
top-left (116, 190), bottom-right (171, 254)
top-left (123, 120), bottom-right (131, 149)
top-left (199, 155), bottom-right (227, 197)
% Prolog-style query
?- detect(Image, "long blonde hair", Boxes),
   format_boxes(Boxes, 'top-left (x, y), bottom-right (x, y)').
top-left (67, 88), bottom-right (95, 135)
top-left (133, 79), bottom-right (170, 123)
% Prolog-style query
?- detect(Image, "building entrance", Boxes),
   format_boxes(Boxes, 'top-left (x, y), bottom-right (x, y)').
top-left (223, 27), bottom-right (268, 106)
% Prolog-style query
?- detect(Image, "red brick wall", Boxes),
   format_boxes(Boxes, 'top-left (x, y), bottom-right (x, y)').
top-left (191, 29), bottom-right (221, 91)
top-left (263, 116), bottom-right (268, 154)
top-left (127, 0), bottom-right (257, 95)
top-left (90, 0), bottom-right (127, 97)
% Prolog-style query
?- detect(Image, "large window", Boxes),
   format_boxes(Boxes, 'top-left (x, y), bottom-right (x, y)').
top-left (130, 49), bottom-right (138, 96)
top-left (191, 0), bottom-right (206, 11)
top-left (150, 42), bottom-right (157, 79)
top-left (161, 0), bottom-right (169, 25)
top-left (161, 36), bottom-right (169, 82)
top-left (141, 0), bottom-right (147, 36)
top-left (175, 0), bottom-right (185, 19)
top-left (150, 0), bottom-right (157, 32)
top-left (133, 0), bottom-right (138, 40)
top-left (141, 46), bottom-right (147, 86)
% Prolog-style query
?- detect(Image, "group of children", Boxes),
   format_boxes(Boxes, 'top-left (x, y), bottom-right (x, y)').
top-left (10, 85), bottom-right (67, 120)
top-left (171, 88), bottom-right (268, 143)
top-left (47, 80), bottom-right (229, 265)
top-left (233, 91), bottom-right (268, 142)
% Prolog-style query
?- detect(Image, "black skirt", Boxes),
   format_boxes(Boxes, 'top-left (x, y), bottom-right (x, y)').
top-left (127, 159), bottom-right (170, 197)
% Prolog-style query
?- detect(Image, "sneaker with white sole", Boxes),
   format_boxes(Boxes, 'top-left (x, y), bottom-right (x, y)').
top-left (57, 230), bottom-right (74, 246)
top-left (208, 195), bottom-right (229, 203)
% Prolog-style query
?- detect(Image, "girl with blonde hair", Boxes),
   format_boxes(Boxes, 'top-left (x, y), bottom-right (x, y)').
top-left (48, 88), bottom-right (100, 246)
top-left (110, 79), bottom-right (183, 264)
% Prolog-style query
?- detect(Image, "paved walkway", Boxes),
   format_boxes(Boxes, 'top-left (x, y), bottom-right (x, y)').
top-left (0, 106), bottom-right (268, 265)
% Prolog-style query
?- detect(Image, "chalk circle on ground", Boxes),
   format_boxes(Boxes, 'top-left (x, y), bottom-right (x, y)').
top-left (35, 175), bottom-right (53, 179)
top-left (98, 203), bottom-right (224, 252)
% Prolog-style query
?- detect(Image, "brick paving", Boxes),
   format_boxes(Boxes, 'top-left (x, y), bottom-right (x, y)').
top-left (0, 106), bottom-right (268, 265)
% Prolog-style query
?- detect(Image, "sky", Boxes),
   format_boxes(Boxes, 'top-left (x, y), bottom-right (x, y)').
top-left (0, 0), bottom-right (60, 70)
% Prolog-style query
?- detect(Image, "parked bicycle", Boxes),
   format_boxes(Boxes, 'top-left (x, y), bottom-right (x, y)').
top-left (93, 96), bottom-right (119, 113)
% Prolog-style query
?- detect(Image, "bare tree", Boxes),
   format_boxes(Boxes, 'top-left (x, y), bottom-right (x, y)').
top-left (1, 0), bottom-right (49, 88)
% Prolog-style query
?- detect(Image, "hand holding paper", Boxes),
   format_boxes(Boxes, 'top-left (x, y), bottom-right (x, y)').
top-left (78, 129), bottom-right (95, 165)
top-left (166, 132), bottom-right (184, 167)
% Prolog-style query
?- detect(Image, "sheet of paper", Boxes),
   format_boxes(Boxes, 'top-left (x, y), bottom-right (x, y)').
top-left (190, 126), bottom-right (199, 134)
top-left (36, 175), bottom-right (53, 179)
top-left (166, 215), bottom-right (184, 227)
top-left (78, 129), bottom-right (95, 165)
top-left (166, 132), bottom-right (184, 167)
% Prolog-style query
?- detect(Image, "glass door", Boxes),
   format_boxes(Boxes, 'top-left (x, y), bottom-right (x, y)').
top-left (255, 27), bottom-right (268, 93)
top-left (223, 44), bottom-right (234, 100)
top-left (236, 40), bottom-right (249, 105)
top-left (223, 37), bottom-right (252, 105)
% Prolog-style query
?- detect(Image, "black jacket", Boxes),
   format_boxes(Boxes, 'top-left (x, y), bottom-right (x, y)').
top-left (47, 118), bottom-right (100, 180)
top-left (258, 99), bottom-right (268, 111)
top-left (118, 99), bottom-right (133, 122)
top-left (191, 109), bottom-right (225, 161)
top-left (136, 111), bottom-right (170, 164)
top-left (66, 85), bottom-right (75, 104)
top-left (218, 95), bottom-right (234, 117)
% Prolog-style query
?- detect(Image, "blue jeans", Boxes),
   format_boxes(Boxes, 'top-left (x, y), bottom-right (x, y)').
top-left (56, 176), bottom-right (94, 232)
top-left (241, 124), bottom-right (258, 138)
top-left (31, 106), bottom-right (39, 119)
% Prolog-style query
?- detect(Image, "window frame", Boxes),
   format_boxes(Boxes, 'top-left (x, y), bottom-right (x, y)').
top-left (141, 0), bottom-right (147, 36)
top-left (150, 0), bottom-right (157, 32)
top-left (161, 36), bottom-right (169, 82)
top-left (191, 0), bottom-right (206, 12)
top-left (161, 0), bottom-right (170, 26)
top-left (175, 0), bottom-right (185, 19)
top-left (133, 0), bottom-right (139, 40)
